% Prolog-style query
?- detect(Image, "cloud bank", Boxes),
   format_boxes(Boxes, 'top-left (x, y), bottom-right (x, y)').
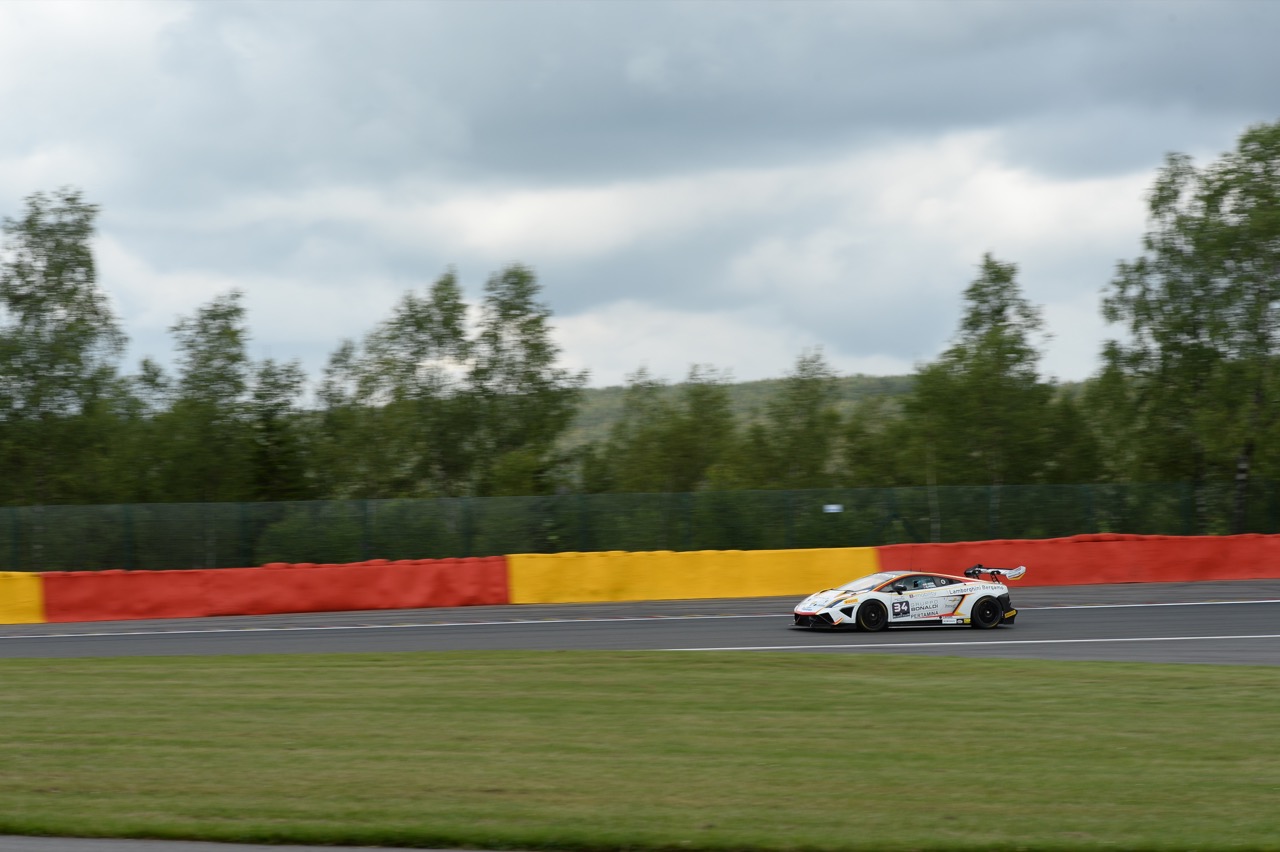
top-left (1, 0), bottom-right (1275, 388)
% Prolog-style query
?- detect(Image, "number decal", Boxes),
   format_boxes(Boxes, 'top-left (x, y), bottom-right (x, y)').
top-left (891, 600), bottom-right (910, 618)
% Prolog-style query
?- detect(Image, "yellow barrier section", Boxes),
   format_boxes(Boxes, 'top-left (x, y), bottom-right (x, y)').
top-left (0, 571), bottom-right (45, 624)
top-left (508, 547), bottom-right (880, 604)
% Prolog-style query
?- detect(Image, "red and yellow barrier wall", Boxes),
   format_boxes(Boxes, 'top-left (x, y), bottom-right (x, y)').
top-left (3, 534), bottom-right (1280, 624)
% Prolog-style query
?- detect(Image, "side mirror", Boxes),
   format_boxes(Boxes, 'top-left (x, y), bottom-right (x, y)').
top-left (891, 582), bottom-right (907, 594)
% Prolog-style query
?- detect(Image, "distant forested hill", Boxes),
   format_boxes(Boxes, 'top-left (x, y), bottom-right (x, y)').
top-left (560, 374), bottom-right (914, 449)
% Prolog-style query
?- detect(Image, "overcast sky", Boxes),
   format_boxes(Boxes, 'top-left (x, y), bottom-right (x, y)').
top-left (2, 0), bottom-right (1277, 390)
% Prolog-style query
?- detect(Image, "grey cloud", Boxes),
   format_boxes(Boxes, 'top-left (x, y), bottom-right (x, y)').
top-left (6, 0), bottom-right (1279, 387)
top-left (95, 1), bottom-right (1280, 196)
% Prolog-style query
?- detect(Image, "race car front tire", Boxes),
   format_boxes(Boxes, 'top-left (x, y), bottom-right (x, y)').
top-left (971, 596), bottom-right (1003, 629)
top-left (856, 600), bottom-right (888, 632)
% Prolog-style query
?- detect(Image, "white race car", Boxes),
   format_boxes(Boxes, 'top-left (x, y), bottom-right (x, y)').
top-left (792, 565), bottom-right (1025, 631)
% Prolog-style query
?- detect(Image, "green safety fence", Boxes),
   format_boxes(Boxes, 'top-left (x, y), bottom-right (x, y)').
top-left (3, 481), bottom-right (1278, 572)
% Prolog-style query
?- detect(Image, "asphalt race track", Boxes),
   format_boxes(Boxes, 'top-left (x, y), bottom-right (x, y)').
top-left (2, 580), bottom-right (1279, 665)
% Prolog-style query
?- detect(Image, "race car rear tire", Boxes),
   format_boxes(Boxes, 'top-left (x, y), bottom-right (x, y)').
top-left (971, 596), bottom-right (1003, 629)
top-left (856, 600), bottom-right (888, 632)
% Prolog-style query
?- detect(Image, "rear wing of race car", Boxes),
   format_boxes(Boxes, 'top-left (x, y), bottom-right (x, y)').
top-left (963, 564), bottom-right (1027, 581)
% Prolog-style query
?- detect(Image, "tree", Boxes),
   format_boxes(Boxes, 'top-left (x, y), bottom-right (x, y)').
top-left (667, 365), bottom-right (737, 491)
top-left (838, 395), bottom-right (912, 488)
top-left (713, 350), bottom-right (842, 490)
top-left (904, 253), bottom-right (1054, 487)
top-left (371, 270), bottom-right (474, 496)
top-left (582, 367), bottom-right (668, 493)
top-left (153, 291), bottom-right (255, 502)
top-left (247, 358), bottom-right (312, 502)
top-left (585, 365), bottom-right (737, 493)
top-left (313, 338), bottom-right (403, 499)
top-left (316, 265), bottom-right (585, 498)
top-left (1103, 120), bottom-right (1280, 532)
top-left (466, 265), bottom-right (587, 496)
top-left (91, 368), bottom-right (167, 504)
top-left (134, 290), bottom-right (313, 505)
top-left (0, 187), bottom-right (125, 504)
top-left (314, 270), bottom-right (476, 499)
top-left (1039, 389), bottom-right (1104, 485)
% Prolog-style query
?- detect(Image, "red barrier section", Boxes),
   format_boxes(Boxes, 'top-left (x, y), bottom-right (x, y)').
top-left (41, 557), bottom-right (510, 623)
top-left (877, 533), bottom-right (1280, 586)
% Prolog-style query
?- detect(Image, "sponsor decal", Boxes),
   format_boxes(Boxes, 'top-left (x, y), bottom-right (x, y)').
top-left (891, 600), bottom-right (910, 618)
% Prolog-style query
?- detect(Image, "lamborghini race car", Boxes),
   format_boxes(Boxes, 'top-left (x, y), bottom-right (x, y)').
top-left (792, 565), bottom-right (1025, 631)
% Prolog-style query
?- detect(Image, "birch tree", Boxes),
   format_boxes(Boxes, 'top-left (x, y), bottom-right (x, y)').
top-left (1103, 120), bottom-right (1280, 531)
top-left (0, 188), bottom-right (124, 504)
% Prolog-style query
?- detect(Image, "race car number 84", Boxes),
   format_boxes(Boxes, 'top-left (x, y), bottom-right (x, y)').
top-left (892, 600), bottom-right (910, 617)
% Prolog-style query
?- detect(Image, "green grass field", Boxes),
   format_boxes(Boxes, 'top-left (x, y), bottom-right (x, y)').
top-left (1, 652), bottom-right (1277, 850)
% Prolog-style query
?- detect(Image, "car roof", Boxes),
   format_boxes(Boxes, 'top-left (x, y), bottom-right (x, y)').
top-left (879, 570), bottom-right (974, 583)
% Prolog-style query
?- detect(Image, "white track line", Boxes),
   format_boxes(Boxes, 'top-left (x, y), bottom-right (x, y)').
top-left (1024, 598), bottom-right (1280, 610)
top-left (670, 634), bottom-right (1280, 651)
top-left (0, 613), bottom-right (781, 640)
top-left (1, 598), bottom-right (1277, 641)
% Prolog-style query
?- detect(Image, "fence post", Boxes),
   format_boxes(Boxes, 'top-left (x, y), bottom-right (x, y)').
top-left (784, 491), bottom-right (795, 549)
top-left (238, 502), bottom-right (251, 567)
top-left (1271, 481), bottom-right (1279, 535)
top-left (31, 505), bottom-right (43, 572)
top-left (5, 507), bottom-right (15, 571)
top-left (583, 491), bottom-right (596, 550)
top-left (122, 503), bottom-right (136, 571)
top-left (9, 507), bottom-right (19, 571)
top-left (987, 485), bottom-right (999, 540)
top-left (1183, 483), bottom-right (1195, 535)
top-left (682, 491), bottom-right (693, 551)
top-left (462, 497), bottom-right (473, 557)
top-left (360, 499), bottom-right (371, 561)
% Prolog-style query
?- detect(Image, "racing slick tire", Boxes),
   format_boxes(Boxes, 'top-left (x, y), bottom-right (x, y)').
top-left (971, 596), bottom-right (1003, 629)
top-left (856, 600), bottom-right (889, 632)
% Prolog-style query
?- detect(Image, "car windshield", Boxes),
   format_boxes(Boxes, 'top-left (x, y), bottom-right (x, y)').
top-left (837, 572), bottom-right (902, 593)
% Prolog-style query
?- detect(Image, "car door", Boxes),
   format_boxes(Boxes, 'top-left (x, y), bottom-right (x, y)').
top-left (890, 575), bottom-right (960, 622)
top-left (887, 575), bottom-right (935, 622)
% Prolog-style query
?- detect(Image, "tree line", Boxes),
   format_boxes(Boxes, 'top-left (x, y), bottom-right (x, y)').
top-left (2, 120), bottom-right (1279, 533)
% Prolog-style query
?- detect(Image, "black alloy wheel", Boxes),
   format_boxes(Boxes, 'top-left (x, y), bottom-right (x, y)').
top-left (856, 600), bottom-right (889, 632)
top-left (971, 596), bottom-right (1003, 629)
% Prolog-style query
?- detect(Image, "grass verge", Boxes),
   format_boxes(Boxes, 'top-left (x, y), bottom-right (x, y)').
top-left (1, 651), bottom-right (1277, 850)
